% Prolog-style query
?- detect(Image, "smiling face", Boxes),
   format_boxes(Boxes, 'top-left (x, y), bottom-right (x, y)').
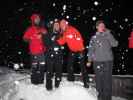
top-left (60, 19), bottom-right (68, 32)
top-left (96, 21), bottom-right (106, 33)
top-left (34, 16), bottom-right (40, 26)
top-left (53, 22), bottom-right (60, 32)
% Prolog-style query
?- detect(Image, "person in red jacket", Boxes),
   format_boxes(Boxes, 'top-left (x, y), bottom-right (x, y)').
top-left (57, 19), bottom-right (89, 88)
top-left (129, 29), bottom-right (133, 48)
top-left (23, 14), bottom-right (47, 85)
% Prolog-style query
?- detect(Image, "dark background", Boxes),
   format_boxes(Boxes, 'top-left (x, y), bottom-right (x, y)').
top-left (0, 0), bottom-right (132, 74)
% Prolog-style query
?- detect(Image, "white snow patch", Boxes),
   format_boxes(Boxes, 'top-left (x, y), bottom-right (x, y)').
top-left (4, 78), bottom-right (127, 100)
top-left (13, 79), bottom-right (96, 100)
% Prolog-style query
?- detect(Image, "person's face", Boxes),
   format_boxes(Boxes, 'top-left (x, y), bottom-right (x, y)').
top-left (96, 23), bottom-right (106, 33)
top-left (34, 16), bottom-right (40, 25)
top-left (53, 22), bottom-right (60, 32)
top-left (60, 20), bottom-right (68, 32)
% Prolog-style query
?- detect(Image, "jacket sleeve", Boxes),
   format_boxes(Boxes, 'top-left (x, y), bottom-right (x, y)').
top-left (107, 32), bottom-right (118, 47)
top-left (40, 28), bottom-right (47, 35)
top-left (57, 33), bottom-right (66, 45)
top-left (130, 32), bottom-right (133, 37)
top-left (128, 32), bottom-right (133, 48)
top-left (73, 28), bottom-right (84, 42)
top-left (42, 33), bottom-right (51, 48)
top-left (23, 28), bottom-right (32, 42)
top-left (87, 37), bottom-right (95, 61)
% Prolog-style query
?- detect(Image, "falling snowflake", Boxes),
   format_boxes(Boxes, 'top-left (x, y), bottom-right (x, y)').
top-left (118, 33), bottom-right (121, 37)
top-left (113, 20), bottom-right (117, 23)
top-left (50, 21), bottom-right (54, 24)
top-left (61, 13), bottom-right (64, 16)
top-left (125, 49), bottom-right (128, 52)
top-left (54, 18), bottom-right (58, 22)
top-left (86, 46), bottom-right (89, 49)
top-left (66, 15), bottom-right (70, 19)
top-left (18, 51), bottom-right (22, 55)
top-left (122, 64), bottom-right (125, 67)
top-left (53, 3), bottom-right (56, 7)
top-left (92, 16), bottom-right (97, 21)
top-left (82, 10), bottom-right (86, 15)
top-left (117, 69), bottom-right (120, 72)
top-left (51, 54), bottom-right (54, 57)
top-left (63, 5), bottom-right (67, 11)
top-left (119, 25), bottom-right (124, 30)
top-left (124, 18), bottom-right (128, 22)
top-left (121, 56), bottom-right (124, 60)
top-left (105, 9), bottom-right (109, 12)
top-left (73, 17), bottom-right (77, 20)
top-left (54, 47), bottom-right (59, 51)
top-left (13, 64), bottom-right (20, 70)
top-left (94, 1), bottom-right (99, 6)
top-left (55, 52), bottom-right (58, 54)
top-left (18, 8), bottom-right (24, 12)
top-left (40, 62), bottom-right (45, 65)
top-left (20, 63), bottom-right (24, 67)
top-left (97, 66), bottom-right (100, 69)
top-left (61, 46), bottom-right (65, 50)
top-left (89, 78), bottom-right (93, 82)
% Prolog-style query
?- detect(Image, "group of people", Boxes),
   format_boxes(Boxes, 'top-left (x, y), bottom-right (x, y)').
top-left (23, 14), bottom-right (118, 100)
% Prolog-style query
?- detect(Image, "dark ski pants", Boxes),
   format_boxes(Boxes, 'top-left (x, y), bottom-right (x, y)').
top-left (93, 61), bottom-right (113, 100)
top-left (67, 51), bottom-right (89, 88)
top-left (46, 50), bottom-right (62, 90)
top-left (30, 54), bottom-right (46, 85)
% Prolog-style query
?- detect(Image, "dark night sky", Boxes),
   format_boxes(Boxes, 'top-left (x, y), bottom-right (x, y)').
top-left (0, 0), bottom-right (133, 74)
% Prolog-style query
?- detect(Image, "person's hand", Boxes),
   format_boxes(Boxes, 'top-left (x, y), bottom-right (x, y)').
top-left (37, 34), bottom-right (42, 39)
top-left (41, 29), bottom-right (47, 35)
top-left (86, 61), bottom-right (91, 67)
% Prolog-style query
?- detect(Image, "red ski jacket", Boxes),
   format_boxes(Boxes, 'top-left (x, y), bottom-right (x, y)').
top-left (23, 14), bottom-right (47, 55)
top-left (129, 32), bottom-right (133, 48)
top-left (57, 26), bottom-right (85, 52)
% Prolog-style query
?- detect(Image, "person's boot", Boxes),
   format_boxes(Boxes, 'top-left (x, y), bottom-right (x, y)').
top-left (84, 82), bottom-right (90, 88)
top-left (38, 64), bottom-right (45, 84)
top-left (98, 94), bottom-right (103, 100)
top-left (67, 74), bottom-right (75, 82)
top-left (82, 74), bottom-right (89, 88)
top-left (55, 80), bottom-right (60, 88)
top-left (31, 64), bottom-right (40, 85)
top-left (46, 78), bottom-right (53, 91)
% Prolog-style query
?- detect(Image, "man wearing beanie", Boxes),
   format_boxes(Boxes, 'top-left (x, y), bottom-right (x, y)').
top-left (23, 14), bottom-right (47, 85)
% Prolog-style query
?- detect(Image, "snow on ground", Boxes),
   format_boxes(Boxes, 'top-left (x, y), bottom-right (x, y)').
top-left (0, 67), bottom-right (128, 100)
top-left (13, 78), bottom-right (97, 100)
top-left (2, 78), bottom-right (127, 100)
